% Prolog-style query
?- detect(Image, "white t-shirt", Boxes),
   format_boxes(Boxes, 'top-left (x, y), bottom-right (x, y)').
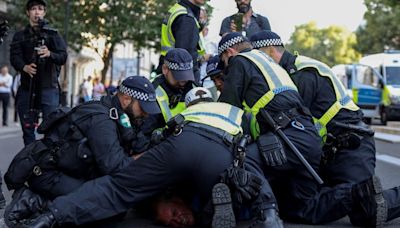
top-left (83, 80), bottom-right (93, 98)
top-left (0, 73), bottom-right (13, 94)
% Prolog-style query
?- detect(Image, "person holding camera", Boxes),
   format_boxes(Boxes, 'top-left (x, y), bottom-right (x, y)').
top-left (10, 0), bottom-right (67, 145)
top-left (219, 0), bottom-right (271, 38)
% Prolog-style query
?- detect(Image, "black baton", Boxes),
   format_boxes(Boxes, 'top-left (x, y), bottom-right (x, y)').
top-left (260, 109), bottom-right (324, 185)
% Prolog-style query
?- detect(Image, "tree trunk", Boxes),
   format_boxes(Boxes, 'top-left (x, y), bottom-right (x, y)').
top-left (101, 43), bottom-right (116, 84)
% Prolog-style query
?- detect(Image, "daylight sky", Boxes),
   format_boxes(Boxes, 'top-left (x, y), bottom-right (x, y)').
top-left (207, 0), bottom-right (367, 43)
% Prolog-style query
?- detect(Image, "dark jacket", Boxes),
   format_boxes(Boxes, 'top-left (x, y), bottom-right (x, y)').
top-left (172, 0), bottom-right (201, 83)
top-left (218, 49), bottom-right (305, 134)
top-left (278, 51), bottom-right (363, 133)
top-left (10, 24), bottom-right (67, 90)
top-left (44, 95), bottom-right (133, 178)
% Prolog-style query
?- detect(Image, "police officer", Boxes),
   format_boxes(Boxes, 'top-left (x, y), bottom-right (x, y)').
top-left (159, 0), bottom-right (206, 84)
top-left (202, 55), bottom-right (225, 93)
top-left (4, 76), bottom-right (161, 226)
top-left (12, 87), bottom-right (283, 228)
top-left (142, 48), bottom-right (195, 138)
top-left (216, 32), bottom-right (383, 225)
top-left (249, 30), bottom-right (400, 227)
top-left (10, 0), bottom-right (68, 145)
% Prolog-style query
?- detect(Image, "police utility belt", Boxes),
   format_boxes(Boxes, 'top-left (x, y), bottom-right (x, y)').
top-left (321, 121), bottom-right (374, 165)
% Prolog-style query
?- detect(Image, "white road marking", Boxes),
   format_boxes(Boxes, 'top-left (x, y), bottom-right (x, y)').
top-left (376, 154), bottom-right (400, 167)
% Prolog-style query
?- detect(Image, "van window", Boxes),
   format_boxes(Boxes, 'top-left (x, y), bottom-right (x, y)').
top-left (385, 67), bottom-right (400, 85)
top-left (355, 66), bottom-right (380, 88)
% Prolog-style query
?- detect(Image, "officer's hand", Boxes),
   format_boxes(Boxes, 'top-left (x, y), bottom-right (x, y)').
top-left (38, 45), bottom-right (50, 58)
top-left (230, 20), bottom-right (237, 32)
top-left (23, 63), bottom-right (37, 77)
top-left (223, 166), bottom-right (263, 204)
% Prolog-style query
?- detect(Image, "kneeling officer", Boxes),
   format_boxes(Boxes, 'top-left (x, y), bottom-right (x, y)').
top-left (4, 76), bottom-right (161, 226)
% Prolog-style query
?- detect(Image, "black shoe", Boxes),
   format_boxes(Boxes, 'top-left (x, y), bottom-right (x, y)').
top-left (0, 191), bottom-right (5, 209)
top-left (349, 176), bottom-right (388, 227)
top-left (4, 186), bottom-right (47, 227)
top-left (24, 211), bottom-right (56, 228)
top-left (250, 209), bottom-right (284, 228)
top-left (211, 183), bottom-right (236, 228)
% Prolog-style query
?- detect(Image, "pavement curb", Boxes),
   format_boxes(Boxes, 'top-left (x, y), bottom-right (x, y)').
top-left (374, 132), bottom-right (400, 143)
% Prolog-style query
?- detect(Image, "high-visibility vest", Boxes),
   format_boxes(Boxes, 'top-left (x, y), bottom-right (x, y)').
top-left (155, 86), bottom-right (186, 122)
top-left (182, 102), bottom-right (243, 135)
top-left (238, 50), bottom-right (298, 139)
top-left (161, 3), bottom-right (206, 57)
top-left (294, 55), bottom-right (360, 138)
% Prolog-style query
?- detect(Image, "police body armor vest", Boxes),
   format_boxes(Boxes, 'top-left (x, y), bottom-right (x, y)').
top-left (181, 102), bottom-right (243, 136)
top-left (238, 50), bottom-right (298, 139)
top-left (294, 55), bottom-right (360, 138)
top-left (156, 85), bottom-right (187, 122)
top-left (161, 3), bottom-right (205, 57)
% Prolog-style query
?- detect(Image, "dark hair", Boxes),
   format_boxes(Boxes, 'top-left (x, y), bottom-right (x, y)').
top-left (26, 0), bottom-right (46, 10)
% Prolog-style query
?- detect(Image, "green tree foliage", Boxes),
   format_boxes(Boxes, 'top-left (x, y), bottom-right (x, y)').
top-left (356, 0), bottom-right (400, 54)
top-left (286, 21), bottom-right (361, 67)
top-left (7, 0), bottom-right (211, 82)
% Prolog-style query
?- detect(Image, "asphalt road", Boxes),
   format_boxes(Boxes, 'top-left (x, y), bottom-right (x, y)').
top-left (1, 126), bottom-right (400, 227)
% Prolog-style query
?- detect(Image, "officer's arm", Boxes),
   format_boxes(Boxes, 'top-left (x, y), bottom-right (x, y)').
top-left (218, 58), bottom-right (247, 108)
top-left (9, 32), bottom-right (27, 72)
top-left (85, 117), bottom-right (132, 175)
top-left (219, 17), bottom-right (231, 36)
top-left (172, 15), bottom-right (199, 68)
top-left (48, 33), bottom-right (67, 65)
top-left (292, 70), bottom-right (319, 109)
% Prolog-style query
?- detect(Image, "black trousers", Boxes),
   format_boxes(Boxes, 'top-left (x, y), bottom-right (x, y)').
top-left (0, 92), bottom-right (10, 125)
top-left (46, 126), bottom-right (277, 225)
top-left (256, 116), bottom-right (354, 224)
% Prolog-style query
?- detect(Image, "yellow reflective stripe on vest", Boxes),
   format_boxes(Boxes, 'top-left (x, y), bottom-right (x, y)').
top-left (238, 50), bottom-right (297, 138)
top-left (295, 55), bottom-right (359, 137)
top-left (155, 86), bottom-right (186, 122)
top-left (161, 3), bottom-right (205, 56)
top-left (182, 102), bottom-right (243, 135)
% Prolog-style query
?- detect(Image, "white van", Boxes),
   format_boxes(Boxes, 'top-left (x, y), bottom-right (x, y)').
top-left (360, 50), bottom-right (400, 123)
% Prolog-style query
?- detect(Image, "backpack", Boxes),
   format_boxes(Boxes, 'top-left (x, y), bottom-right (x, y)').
top-left (4, 101), bottom-right (116, 190)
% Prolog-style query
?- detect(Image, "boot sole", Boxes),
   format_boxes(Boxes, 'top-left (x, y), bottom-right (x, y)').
top-left (371, 176), bottom-right (388, 227)
top-left (211, 183), bottom-right (236, 228)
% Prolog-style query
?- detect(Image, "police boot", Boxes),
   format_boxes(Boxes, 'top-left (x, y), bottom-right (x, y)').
top-left (4, 186), bottom-right (48, 227)
top-left (211, 183), bottom-right (236, 228)
top-left (250, 209), bottom-right (284, 228)
top-left (349, 176), bottom-right (388, 227)
top-left (23, 211), bottom-right (56, 228)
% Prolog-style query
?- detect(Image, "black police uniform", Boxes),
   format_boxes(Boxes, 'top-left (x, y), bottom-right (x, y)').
top-left (24, 95), bottom-right (134, 199)
top-left (10, 23), bottom-right (67, 145)
top-left (218, 46), bottom-right (364, 223)
top-left (157, 0), bottom-right (201, 83)
top-left (28, 122), bottom-right (276, 226)
top-left (278, 50), bottom-right (375, 185)
top-left (141, 76), bottom-right (194, 136)
top-left (279, 50), bottom-right (400, 223)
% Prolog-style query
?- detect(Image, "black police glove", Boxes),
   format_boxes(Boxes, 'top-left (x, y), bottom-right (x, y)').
top-left (222, 166), bottom-right (263, 204)
top-left (257, 132), bottom-right (287, 167)
top-left (150, 129), bottom-right (166, 145)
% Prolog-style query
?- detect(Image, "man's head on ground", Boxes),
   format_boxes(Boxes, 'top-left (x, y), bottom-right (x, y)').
top-left (26, 0), bottom-right (46, 27)
top-left (185, 87), bottom-right (214, 107)
top-left (163, 48), bottom-right (194, 90)
top-left (235, 0), bottom-right (252, 13)
top-left (250, 30), bottom-right (285, 63)
top-left (218, 32), bottom-right (252, 66)
top-left (154, 196), bottom-right (195, 227)
top-left (205, 55), bottom-right (225, 92)
top-left (117, 76), bottom-right (160, 121)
